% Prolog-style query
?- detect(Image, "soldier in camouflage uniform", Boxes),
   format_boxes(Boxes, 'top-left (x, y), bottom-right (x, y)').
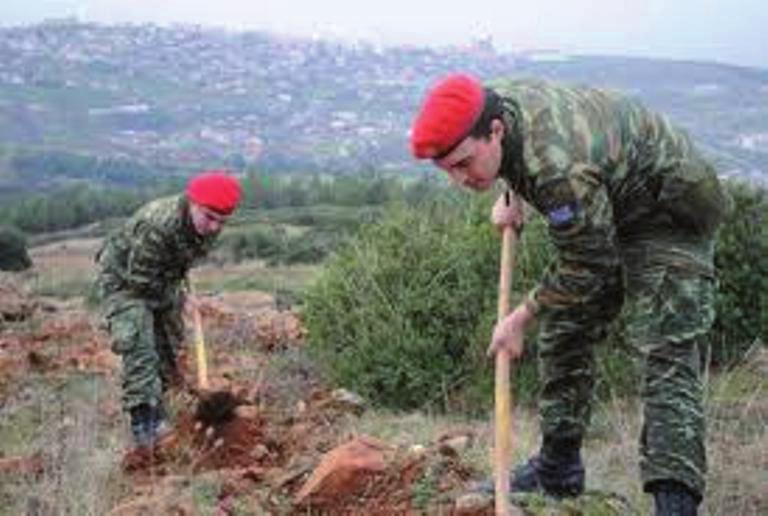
top-left (410, 74), bottom-right (726, 515)
top-left (94, 171), bottom-right (242, 448)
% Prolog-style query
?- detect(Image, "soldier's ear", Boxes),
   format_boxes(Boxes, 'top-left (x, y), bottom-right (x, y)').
top-left (491, 118), bottom-right (505, 140)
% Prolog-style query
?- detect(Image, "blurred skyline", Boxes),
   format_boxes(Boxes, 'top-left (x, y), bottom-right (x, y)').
top-left (1, 0), bottom-right (766, 69)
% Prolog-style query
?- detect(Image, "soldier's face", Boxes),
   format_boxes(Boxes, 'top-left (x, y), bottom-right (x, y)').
top-left (190, 202), bottom-right (230, 236)
top-left (434, 119), bottom-right (504, 192)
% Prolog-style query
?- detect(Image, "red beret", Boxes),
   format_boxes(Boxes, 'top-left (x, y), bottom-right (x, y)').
top-left (410, 73), bottom-right (485, 159)
top-left (186, 171), bottom-right (242, 215)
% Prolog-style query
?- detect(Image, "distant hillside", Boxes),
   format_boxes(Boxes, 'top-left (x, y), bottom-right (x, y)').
top-left (0, 20), bottom-right (766, 191)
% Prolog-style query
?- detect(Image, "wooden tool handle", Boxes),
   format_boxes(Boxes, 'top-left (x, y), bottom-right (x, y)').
top-left (494, 225), bottom-right (518, 515)
top-left (192, 295), bottom-right (209, 390)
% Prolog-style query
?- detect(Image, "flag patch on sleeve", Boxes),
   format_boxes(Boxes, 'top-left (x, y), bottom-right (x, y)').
top-left (547, 203), bottom-right (577, 227)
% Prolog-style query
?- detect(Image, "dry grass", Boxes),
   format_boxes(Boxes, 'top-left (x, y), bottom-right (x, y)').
top-left (26, 238), bottom-right (101, 299)
top-left (705, 350), bottom-right (768, 516)
top-left (0, 374), bottom-right (125, 515)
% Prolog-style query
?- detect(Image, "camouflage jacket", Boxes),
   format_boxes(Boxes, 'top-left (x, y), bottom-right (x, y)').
top-left (95, 194), bottom-right (216, 310)
top-left (491, 78), bottom-right (726, 314)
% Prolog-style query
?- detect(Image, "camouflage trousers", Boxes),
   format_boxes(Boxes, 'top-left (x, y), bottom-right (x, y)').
top-left (536, 233), bottom-right (715, 497)
top-left (103, 296), bottom-right (186, 411)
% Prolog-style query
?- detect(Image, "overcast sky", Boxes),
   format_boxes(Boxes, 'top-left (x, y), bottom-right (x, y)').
top-left (2, 0), bottom-right (766, 69)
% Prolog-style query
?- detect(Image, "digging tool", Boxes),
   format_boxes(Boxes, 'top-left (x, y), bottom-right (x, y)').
top-left (494, 192), bottom-right (519, 516)
top-left (192, 297), bottom-right (210, 391)
top-left (189, 293), bottom-right (242, 426)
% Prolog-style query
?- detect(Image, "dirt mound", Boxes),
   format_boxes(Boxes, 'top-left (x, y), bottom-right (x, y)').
top-left (290, 438), bottom-right (476, 515)
top-left (189, 414), bottom-right (277, 471)
top-left (121, 388), bottom-right (350, 478)
top-left (122, 408), bottom-right (279, 475)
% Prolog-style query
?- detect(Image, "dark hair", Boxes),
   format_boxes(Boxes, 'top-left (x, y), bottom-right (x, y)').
top-left (468, 88), bottom-right (505, 140)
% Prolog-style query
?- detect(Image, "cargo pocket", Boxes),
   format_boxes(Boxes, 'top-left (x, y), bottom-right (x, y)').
top-left (626, 268), bottom-right (715, 353)
top-left (658, 158), bottom-right (727, 236)
top-left (107, 304), bottom-right (148, 355)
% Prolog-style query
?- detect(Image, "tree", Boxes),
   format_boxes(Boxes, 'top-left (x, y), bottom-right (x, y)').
top-left (0, 226), bottom-right (32, 271)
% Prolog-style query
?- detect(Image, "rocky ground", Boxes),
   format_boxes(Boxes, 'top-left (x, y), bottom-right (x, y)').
top-left (1, 240), bottom-right (765, 515)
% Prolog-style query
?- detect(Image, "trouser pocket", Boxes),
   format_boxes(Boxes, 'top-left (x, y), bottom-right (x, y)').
top-left (107, 303), bottom-right (152, 355)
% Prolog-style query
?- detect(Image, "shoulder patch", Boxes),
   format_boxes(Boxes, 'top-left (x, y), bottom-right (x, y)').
top-left (547, 203), bottom-right (578, 227)
top-left (536, 178), bottom-right (579, 228)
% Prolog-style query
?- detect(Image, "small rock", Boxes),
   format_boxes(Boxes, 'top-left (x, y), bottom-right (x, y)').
top-left (238, 466), bottom-right (266, 482)
top-left (234, 405), bottom-right (259, 419)
top-left (161, 475), bottom-right (191, 489)
top-left (250, 444), bottom-right (269, 460)
top-left (408, 444), bottom-right (427, 457)
top-left (272, 460), bottom-right (313, 488)
top-left (438, 435), bottom-right (471, 457)
top-left (330, 388), bottom-right (366, 413)
top-left (454, 493), bottom-right (492, 513)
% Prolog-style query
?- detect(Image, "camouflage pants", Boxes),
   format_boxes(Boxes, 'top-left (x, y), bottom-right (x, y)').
top-left (537, 234), bottom-right (715, 497)
top-left (104, 297), bottom-right (186, 411)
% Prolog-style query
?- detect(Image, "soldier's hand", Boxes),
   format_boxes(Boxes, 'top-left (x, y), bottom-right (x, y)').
top-left (491, 192), bottom-right (524, 232)
top-left (487, 303), bottom-right (535, 360)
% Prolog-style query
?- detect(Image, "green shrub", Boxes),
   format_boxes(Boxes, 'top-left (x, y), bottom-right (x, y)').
top-left (0, 226), bottom-right (32, 271)
top-left (304, 196), bottom-right (491, 409)
top-left (304, 180), bottom-right (768, 411)
top-left (303, 194), bottom-right (553, 411)
top-left (303, 194), bottom-right (641, 411)
top-left (711, 181), bottom-right (768, 364)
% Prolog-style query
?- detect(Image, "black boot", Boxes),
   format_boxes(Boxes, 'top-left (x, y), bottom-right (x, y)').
top-left (472, 437), bottom-right (584, 498)
top-left (651, 480), bottom-right (699, 516)
top-left (129, 403), bottom-right (170, 448)
top-left (510, 445), bottom-right (585, 497)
